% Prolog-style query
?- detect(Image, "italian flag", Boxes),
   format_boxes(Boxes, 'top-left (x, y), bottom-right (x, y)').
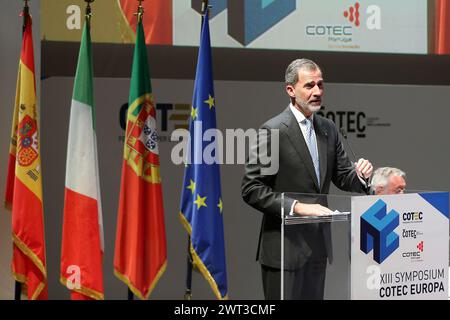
top-left (60, 17), bottom-right (104, 300)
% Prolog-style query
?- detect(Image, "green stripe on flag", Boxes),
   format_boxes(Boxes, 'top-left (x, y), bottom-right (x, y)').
top-left (73, 22), bottom-right (95, 128)
top-left (128, 21), bottom-right (152, 106)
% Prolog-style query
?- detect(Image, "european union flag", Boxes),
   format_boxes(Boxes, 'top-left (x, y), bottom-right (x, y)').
top-left (178, 9), bottom-right (228, 300)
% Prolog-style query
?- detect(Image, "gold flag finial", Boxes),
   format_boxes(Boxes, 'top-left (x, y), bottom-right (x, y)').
top-left (134, 0), bottom-right (145, 23)
top-left (22, 0), bottom-right (30, 33)
top-left (85, 0), bottom-right (94, 23)
top-left (202, 0), bottom-right (211, 17)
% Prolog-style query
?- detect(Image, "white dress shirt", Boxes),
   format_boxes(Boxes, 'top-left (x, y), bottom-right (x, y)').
top-left (287, 104), bottom-right (366, 215)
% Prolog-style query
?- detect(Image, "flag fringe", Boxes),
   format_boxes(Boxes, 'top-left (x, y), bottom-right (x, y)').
top-left (59, 276), bottom-right (104, 300)
top-left (12, 271), bottom-right (45, 300)
top-left (114, 261), bottom-right (167, 300)
top-left (179, 212), bottom-right (228, 300)
top-left (12, 233), bottom-right (47, 279)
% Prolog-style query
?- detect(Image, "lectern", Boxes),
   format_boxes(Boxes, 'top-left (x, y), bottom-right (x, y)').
top-left (280, 192), bottom-right (449, 300)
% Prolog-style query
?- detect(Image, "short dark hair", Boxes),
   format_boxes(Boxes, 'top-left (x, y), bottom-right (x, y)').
top-left (285, 58), bottom-right (322, 86)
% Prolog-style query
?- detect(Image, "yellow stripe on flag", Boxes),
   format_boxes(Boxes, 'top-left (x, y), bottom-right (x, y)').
top-left (14, 60), bottom-right (42, 202)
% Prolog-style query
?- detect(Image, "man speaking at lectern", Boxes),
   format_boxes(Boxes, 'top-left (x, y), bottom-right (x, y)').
top-left (241, 58), bottom-right (373, 300)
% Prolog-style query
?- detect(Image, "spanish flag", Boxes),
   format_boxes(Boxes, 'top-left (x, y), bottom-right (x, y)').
top-left (114, 11), bottom-right (167, 300)
top-left (4, 9), bottom-right (47, 300)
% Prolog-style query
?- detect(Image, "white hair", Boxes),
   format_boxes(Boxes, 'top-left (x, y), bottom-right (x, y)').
top-left (370, 167), bottom-right (406, 194)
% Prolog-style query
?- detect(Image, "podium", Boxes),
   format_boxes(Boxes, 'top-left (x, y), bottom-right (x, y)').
top-left (280, 192), bottom-right (449, 300)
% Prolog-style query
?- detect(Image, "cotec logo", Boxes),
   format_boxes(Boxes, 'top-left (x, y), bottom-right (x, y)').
top-left (306, 2), bottom-right (381, 38)
top-left (343, 2), bottom-right (360, 27)
top-left (417, 241), bottom-right (424, 252)
top-left (360, 200), bottom-right (399, 264)
top-left (402, 212), bottom-right (423, 222)
top-left (401, 241), bottom-right (423, 259)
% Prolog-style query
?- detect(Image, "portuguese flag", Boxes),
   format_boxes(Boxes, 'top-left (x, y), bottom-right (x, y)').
top-left (60, 15), bottom-right (104, 300)
top-left (5, 10), bottom-right (47, 300)
top-left (114, 15), bottom-right (167, 300)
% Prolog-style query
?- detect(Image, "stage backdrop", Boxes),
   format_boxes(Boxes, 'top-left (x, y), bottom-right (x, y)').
top-left (41, 0), bottom-right (431, 54)
top-left (31, 77), bottom-right (450, 299)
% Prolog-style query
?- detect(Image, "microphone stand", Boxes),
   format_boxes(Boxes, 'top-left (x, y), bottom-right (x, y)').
top-left (339, 128), bottom-right (371, 195)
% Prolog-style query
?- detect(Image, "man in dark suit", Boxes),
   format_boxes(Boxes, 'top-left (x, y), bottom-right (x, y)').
top-left (241, 58), bottom-right (373, 300)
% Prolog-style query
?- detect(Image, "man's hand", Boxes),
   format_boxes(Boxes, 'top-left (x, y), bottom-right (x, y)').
top-left (355, 158), bottom-right (373, 180)
top-left (294, 202), bottom-right (332, 216)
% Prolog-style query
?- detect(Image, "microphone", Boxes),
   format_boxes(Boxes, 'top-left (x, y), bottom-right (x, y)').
top-left (339, 127), bottom-right (371, 195)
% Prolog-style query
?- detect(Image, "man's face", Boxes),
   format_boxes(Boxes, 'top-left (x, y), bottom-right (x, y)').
top-left (386, 175), bottom-right (406, 194)
top-left (286, 68), bottom-right (324, 117)
top-left (376, 175), bottom-right (406, 195)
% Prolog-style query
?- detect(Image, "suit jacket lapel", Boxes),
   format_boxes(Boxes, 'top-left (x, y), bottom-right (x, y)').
top-left (282, 107), bottom-right (320, 190)
top-left (314, 116), bottom-right (328, 190)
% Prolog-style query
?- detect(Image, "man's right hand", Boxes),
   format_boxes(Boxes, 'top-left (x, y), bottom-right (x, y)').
top-left (293, 202), bottom-right (332, 216)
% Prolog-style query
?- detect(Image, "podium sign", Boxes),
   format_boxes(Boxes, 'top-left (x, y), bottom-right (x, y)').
top-left (351, 193), bottom-right (449, 299)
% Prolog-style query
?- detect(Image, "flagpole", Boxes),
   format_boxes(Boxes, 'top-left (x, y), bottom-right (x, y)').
top-left (22, 0), bottom-right (29, 33)
top-left (123, 0), bottom-right (146, 301)
top-left (14, 280), bottom-right (21, 300)
top-left (128, 0), bottom-right (144, 301)
top-left (14, 0), bottom-right (30, 301)
top-left (183, 0), bottom-right (210, 300)
top-left (85, 0), bottom-right (94, 24)
top-left (184, 236), bottom-right (193, 300)
top-left (127, 288), bottom-right (134, 300)
top-left (135, 0), bottom-right (144, 24)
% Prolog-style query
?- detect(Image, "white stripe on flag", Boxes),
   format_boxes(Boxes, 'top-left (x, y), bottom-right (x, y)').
top-left (65, 99), bottom-right (99, 201)
top-left (65, 99), bottom-right (104, 250)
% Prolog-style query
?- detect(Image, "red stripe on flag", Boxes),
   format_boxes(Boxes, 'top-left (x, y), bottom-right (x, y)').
top-left (20, 18), bottom-right (35, 77)
top-left (13, 246), bottom-right (48, 299)
top-left (114, 162), bottom-right (167, 298)
top-left (61, 187), bottom-right (103, 300)
top-left (12, 177), bottom-right (46, 300)
top-left (12, 177), bottom-right (45, 261)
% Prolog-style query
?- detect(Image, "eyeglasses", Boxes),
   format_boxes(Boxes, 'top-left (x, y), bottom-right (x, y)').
top-left (394, 187), bottom-right (405, 194)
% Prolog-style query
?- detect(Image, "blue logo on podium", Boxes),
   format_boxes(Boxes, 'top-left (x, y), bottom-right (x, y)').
top-left (360, 199), bottom-right (399, 264)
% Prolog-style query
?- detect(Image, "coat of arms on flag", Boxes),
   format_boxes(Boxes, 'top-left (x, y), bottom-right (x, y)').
top-left (124, 96), bottom-right (160, 184)
top-left (17, 114), bottom-right (38, 167)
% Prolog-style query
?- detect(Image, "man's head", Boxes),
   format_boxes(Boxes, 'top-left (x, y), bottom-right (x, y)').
top-left (370, 167), bottom-right (407, 195)
top-left (285, 58), bottom-right (324, 117)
